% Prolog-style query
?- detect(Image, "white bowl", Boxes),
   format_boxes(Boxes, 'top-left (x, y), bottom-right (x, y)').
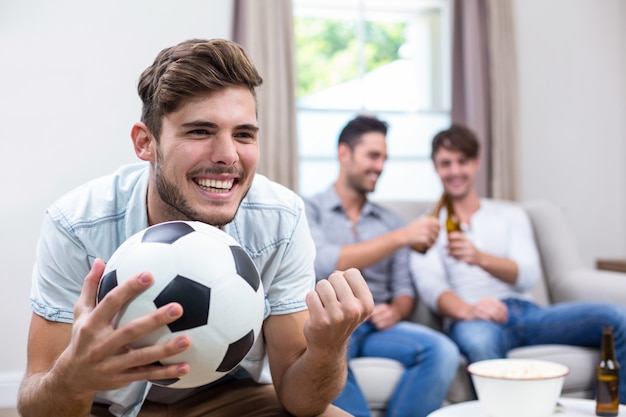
top-left (467, 358), bottom-right (570, 417)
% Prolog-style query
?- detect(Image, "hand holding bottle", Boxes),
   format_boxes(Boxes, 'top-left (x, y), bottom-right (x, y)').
top-left (447, 232), bottom-right (483, 265)
top-left (407, 216), bottom-right (441, 253)
top-left (412, 193), bottom-right (447, 253)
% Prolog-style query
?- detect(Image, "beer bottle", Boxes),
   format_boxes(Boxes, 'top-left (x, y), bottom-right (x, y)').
top-left (412, 193), bottom-right (446, 254)
top-left (596, 326), bottom-right (620, 416)
top-left (444, 194), bottom-right (462, 234)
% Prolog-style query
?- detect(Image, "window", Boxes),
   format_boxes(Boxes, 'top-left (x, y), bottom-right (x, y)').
top-left (294, 0), bottom-right (451, 201)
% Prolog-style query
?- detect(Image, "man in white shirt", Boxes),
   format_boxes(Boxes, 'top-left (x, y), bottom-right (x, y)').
top-left (411, 123), bottom-right (626, 403)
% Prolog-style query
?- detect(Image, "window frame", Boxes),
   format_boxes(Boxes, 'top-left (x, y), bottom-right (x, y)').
top-left (294, 0), bottom-right (452, 201)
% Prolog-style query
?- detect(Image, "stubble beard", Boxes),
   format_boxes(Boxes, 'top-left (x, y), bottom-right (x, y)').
top-left (347, 170), bottom-right (376, 196)
top-left (444, 177), bottom-right (472, 202)
top-left (154, 153), bottom-right (239, 227)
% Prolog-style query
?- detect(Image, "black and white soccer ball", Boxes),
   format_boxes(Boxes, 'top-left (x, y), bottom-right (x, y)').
top-left (96, 220), bottom-right (264, 389)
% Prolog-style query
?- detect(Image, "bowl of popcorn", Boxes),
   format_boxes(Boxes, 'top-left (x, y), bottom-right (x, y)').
top-left (467, 358), bottom-right (569, 417)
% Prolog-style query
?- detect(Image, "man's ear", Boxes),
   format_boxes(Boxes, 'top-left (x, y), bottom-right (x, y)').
top-left (338, 143), bottom-right (351, 164)
top-left (131, 122), bottom-right (155, 162)
top-left (473, 155), bottom-right (482, 170)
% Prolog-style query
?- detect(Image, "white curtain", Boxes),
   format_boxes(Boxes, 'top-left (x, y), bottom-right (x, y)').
top-left (233, 0), bottom-right (299, 191)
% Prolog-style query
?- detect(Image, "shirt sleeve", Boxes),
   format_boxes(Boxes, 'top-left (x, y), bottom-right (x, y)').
top-left (303, 198), bottom-right (342, 281)
top-left (263, 206), bottom-right (317, 315)
top-left (506, 205), bottom-right (542, 292)
top-left (389, 241), bottom-right (417, 300)
top-left (410, 234), bottom-right (450, 312)
top-left (30, 211), bottom-right (91, 323)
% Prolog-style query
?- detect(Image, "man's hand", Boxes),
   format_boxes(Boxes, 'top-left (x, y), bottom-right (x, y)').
top-left (368, 303), bottom-right (401, 330)
top-left (19, 259), bottom-right (196, 417)
top-left (304, 268), bottom-right (374, 353)
top-left (54, 259), bottom-right (192, 398)
top-left (448, 231), bottom-right (519, 284)
top-left (406, 216), bottom-right (441, 250)
top-left (447, 231), bottom-right (483, 265)
top-left (463, 297), bottom-right (508, 323)
top-left (263, 269), bottom-right (373, 416)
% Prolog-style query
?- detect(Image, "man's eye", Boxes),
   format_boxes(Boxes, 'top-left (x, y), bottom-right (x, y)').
top-left (235, 132), bottom-right (255, 139)
top-left (189, 129), bottom-right (211, 136)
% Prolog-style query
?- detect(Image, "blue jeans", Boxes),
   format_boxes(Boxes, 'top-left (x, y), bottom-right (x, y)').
top-left (449, 298), bottom-right (626, 403)
top-left (333, 321), bottom-right (459, 417)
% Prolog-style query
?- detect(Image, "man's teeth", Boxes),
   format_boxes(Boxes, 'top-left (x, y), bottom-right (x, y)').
top-left (197, 178), bottom-right (234, 192)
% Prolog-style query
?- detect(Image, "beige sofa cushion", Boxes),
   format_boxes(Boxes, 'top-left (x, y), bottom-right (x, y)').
top-left (350, 357), bottom-right (404, 410)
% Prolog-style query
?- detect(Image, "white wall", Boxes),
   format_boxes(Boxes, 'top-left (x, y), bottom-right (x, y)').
top-left (619, 2), bottom-right (626, 197)
top-left (0, 0), bottom-right (233, 406)
top-left (514, 0), bottom-right (626, 267)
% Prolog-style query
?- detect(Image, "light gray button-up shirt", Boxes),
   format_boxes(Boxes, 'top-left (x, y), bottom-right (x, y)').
top-left (30, 162), bottom-right (316, 416)
top-left (304, 186), bottom-right (416, 305)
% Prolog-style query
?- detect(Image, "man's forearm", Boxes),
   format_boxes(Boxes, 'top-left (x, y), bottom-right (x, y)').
top-left (276, 346), bottom-right (347, 417)
top-left (336, 229), bottom-right (405, 271)
top-left (437, 291), bottom-right (472, 320)
top-left (18, 372), bottom-right (95, 417)
top-left (390, 295), bottom-right (415, 320)
top-left (476, 252), bottom-right (518, 284)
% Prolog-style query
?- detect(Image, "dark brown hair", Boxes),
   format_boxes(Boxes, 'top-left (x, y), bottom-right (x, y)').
top-left (431, 124), bottom-right (480, 160)
top-left (338, 115), bottom-right (388, 149)
top-left (137, 38), bottom-right (263, 140)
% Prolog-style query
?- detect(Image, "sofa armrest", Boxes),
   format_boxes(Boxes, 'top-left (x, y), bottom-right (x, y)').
top-left (523, 200), bottom-right (585, 276)
top-left (549, 268), bottom-right (626, 307)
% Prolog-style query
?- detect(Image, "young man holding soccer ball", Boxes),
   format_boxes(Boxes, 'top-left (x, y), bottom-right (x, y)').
top-left (18, 39), bottom-right (374, 417)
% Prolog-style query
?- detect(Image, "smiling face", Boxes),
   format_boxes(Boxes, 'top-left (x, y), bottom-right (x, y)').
top-left (433, 146), bottom-right (480, 201)
top-left (340, 131), bottom-right (387, 195)
top-left (134, 86), bottom-right (259, 227)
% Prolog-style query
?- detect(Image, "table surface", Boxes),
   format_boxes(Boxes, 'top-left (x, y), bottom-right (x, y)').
top-left (597, 258), bottom-right (626, 273)
top-left (428, 398), bottom-right (626, 417)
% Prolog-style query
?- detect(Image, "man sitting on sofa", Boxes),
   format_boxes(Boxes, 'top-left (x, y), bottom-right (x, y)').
top-left (410, 123), bottom-right (626, 403)
top-left (304, 115), bottom-right (460, 417)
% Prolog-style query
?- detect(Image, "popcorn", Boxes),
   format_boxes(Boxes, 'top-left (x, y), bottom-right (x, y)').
top-left (471, 359), bottom-right (568, 380)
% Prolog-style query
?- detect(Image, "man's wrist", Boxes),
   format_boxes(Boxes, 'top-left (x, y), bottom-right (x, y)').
top-left (476, 251), bottom-right (489, 269)
top-left (49, 359), bottom-right (98, 407)
top-left (457, 304), bottom-right (474, 321)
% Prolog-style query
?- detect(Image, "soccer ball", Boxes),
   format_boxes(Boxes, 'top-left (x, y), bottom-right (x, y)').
top-left (96, 220), bottom-right (265, 389)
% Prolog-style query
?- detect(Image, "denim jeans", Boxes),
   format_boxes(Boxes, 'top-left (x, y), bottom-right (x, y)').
top-left (333, 321), bottom-right (460, 417)
top-left (449, 298), bottom-right (626, 403)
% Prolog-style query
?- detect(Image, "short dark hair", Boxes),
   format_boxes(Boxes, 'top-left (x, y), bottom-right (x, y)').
top-left (338, 115), bottom-right (388, 149)
top-left (431, 124), bottom-right (480, 160)
top-left (138, 38), bottom-right (263, 140)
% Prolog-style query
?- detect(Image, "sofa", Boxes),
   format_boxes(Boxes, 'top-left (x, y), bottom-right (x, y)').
top-left (349, 199), bottom-right (626, 417)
